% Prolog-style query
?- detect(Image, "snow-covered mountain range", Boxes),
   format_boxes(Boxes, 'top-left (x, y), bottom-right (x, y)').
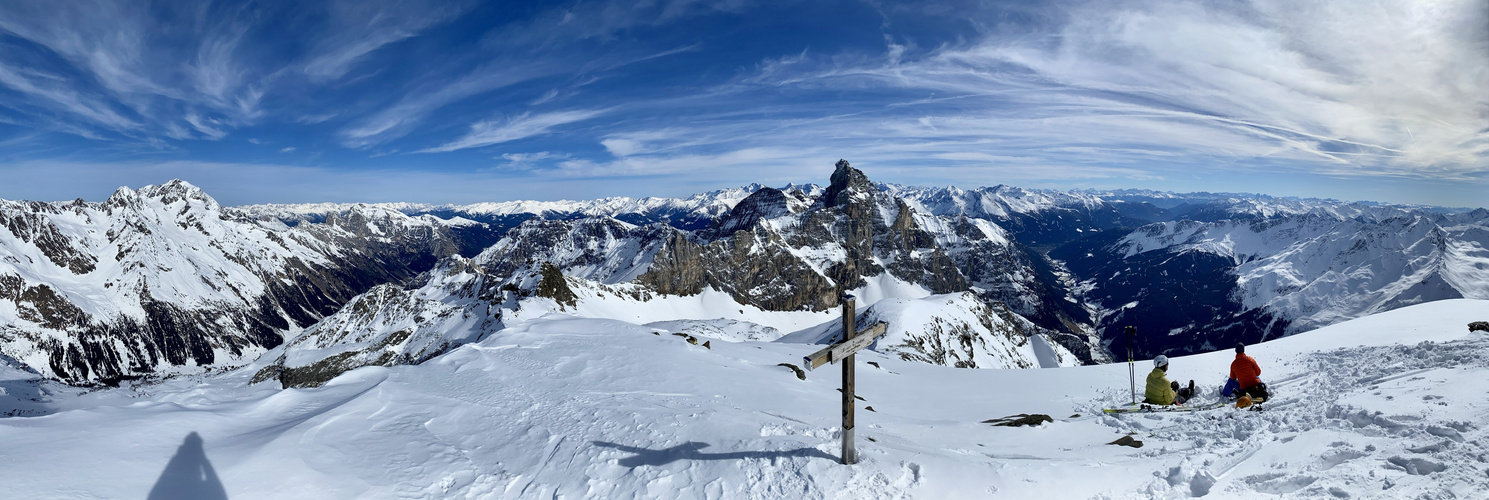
top-left (253, 161), bottom-right (1085, 387)
top-left (0, 181), bottom-right (487, 384)
top-left (3, 162), bottom-right (1488, 387)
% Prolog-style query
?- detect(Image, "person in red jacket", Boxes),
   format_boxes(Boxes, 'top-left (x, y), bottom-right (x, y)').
top-left (1229, 343), bottom-right (1267, 400)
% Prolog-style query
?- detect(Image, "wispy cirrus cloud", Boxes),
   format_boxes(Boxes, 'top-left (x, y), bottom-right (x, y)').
top-left (337, 61), bottom-right (564, 148)
top-left (302, 0), bottom-right (475, 83)
top-left (1, 0), bottom-right (1485, 209)
top-left (0, 63), bottom-right (139, 131)
top-left (0, 0), bottom-right (480, 145)
top-left (0, 1), bottom-right (266, 139)
top-left (800, 0), bottom-right (1489, 177)
top-left (417, 109), bottom-right (609, 153)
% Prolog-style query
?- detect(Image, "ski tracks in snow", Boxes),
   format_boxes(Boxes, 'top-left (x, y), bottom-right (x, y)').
top-left (1096, 335), bottom-right (1489, 498)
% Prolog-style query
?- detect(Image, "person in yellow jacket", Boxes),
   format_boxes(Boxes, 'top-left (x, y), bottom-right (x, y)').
top-left (1144, 355), bottom-right (1196, 405)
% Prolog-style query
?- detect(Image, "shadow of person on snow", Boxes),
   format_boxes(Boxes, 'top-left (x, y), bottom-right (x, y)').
top-left (592, 441), bottom-right (835, 468)
top-left (148, 432), bottom-right (228, 500)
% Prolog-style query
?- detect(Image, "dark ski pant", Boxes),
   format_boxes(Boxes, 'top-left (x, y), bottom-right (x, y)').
top-left (1147, 380), bottom-right (1196, 405)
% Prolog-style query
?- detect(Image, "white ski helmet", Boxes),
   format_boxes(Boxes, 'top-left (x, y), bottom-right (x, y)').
top-left (1154, 355), bottom-right (1169, 368)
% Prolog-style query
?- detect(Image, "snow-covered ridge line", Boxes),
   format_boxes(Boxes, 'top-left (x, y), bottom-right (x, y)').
top-left (883, 182), bottom-right (1484, 223)
top-left (233, 184), bottom-right (790, 222)
top-left (233, 179), bottom-right (1477, 229)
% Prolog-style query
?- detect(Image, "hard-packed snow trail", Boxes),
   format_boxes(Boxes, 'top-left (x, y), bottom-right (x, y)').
top-left (1, 300), bottom-right (1487, 499)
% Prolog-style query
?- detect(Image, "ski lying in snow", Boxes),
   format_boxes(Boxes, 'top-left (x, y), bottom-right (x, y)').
top-left (1102, 401), bottom-right (1230, 414)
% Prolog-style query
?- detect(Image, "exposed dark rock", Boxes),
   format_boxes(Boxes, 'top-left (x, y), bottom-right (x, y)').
top-left (276, 328), bottom-right (415, 389)
top-left (1108, 435), bottom-right (1143, 448)
top-left (1469, 321), bottom-right (1488, 333)
top-left (982, 414), bottom-right (1054, 427)
top-left (777, 363), bottom-right (806, 380)
top-left (535, 262), bottom-right (578, 307)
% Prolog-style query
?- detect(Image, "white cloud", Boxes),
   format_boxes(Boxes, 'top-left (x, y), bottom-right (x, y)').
top-left (418, 109), bottom-right (608, 153)
top-left (600, 138), bottom-right (643, 157)
top-left (500, 151), bottom-right (565, 162)
top-left (279, 147), bottom-right (296, 153)
top-left (184, 113), bottom-right (227, 140)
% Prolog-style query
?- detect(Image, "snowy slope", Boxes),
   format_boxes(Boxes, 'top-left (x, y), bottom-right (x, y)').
top-left (2, 296), bottom-right (1486, 498)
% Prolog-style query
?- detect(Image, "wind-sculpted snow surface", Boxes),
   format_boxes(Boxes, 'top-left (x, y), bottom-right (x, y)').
top-left (3, 294), bottom-right (1485, 498)
top-left (0, 181), bottom-right (475, 384)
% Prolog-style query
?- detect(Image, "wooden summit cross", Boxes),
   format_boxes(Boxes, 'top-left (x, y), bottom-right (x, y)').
top-left (803, 294), bottom-right (888, 465)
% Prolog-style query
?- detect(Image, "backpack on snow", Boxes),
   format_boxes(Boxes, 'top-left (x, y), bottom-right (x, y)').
top-left (1242, 382), bottom-right (1270, 401)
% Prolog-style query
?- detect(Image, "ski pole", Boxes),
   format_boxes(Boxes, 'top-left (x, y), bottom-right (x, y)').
top-left (1126, 325), bottom-right (1136, 405)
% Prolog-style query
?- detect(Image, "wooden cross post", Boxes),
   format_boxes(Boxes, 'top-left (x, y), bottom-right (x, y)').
top-left (803, 294), bottom-right (889, 465)
top-left (840, 295), bottom-right (856, 465)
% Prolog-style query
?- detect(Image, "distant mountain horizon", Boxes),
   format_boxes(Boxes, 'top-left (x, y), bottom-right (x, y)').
top-left (3, 165), bottom-right (1487, 387)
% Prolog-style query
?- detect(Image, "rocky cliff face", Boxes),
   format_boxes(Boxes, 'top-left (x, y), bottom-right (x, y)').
top-left (0, 181), bottom-right (478, 384)
top-left (640, 160), bottom-right (970, 312)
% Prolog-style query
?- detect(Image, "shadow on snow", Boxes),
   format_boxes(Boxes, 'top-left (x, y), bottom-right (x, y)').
top-left (592, 441), bottom-right (835, 468)
top-left (149, 431), bottom-right (228, 500)
top-left (0, 379), bottom-right (56, 418)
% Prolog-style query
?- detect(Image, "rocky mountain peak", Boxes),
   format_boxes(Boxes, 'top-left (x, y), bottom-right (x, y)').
top-left (711, 186), bottom-right (791, 236)
top-left (820, 159), bottom-right (874, 209)
top-left (137, 179), bottom-right (220, 210)
top-left (103, 180), bottom-right (221, 214)
top-left (103, 186), bottom-right (138, 210)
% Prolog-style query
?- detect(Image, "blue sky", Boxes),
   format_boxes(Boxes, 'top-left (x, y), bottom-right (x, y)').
top-left (0, 0), bottom-right (1485, 207)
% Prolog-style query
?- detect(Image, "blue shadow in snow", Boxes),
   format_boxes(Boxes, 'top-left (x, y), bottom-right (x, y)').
top-left (148, 432), bottom-right (228, 500)
top-left (0, 379), bottom-right (55, 418)
top-left (592, 441), bottom-right (835, 468)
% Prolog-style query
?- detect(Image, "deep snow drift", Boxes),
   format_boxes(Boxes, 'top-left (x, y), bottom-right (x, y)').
top-left (2, 299), bottom-right (1487, 499)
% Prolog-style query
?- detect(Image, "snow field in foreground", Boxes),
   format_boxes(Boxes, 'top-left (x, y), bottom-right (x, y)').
top-left (0, 300), bottom-right (1486, 499)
